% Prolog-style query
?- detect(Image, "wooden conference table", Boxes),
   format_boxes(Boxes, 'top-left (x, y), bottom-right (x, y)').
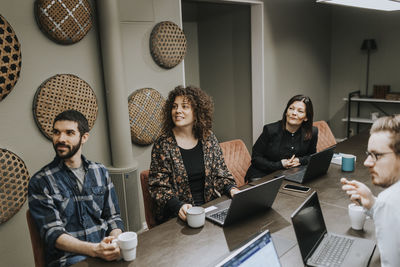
top-left (74, 131), bottom-right (381, 267)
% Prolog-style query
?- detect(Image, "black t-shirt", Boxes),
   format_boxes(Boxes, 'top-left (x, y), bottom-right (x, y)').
top-left (166, 141), bottom-right (206, 216)
top-left (179, 141), bottom-right (206, 206)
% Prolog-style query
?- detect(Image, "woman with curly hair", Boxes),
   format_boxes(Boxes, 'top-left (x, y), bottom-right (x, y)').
top-left (245, 94), bottom-right (318, 182)
top-left (149, 86), bottom-right (239, 223)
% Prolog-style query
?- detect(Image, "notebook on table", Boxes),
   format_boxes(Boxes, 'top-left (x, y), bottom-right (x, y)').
top-left (282, 146), bottom-right (335, 184)
top-left (205, 176), bottom-right (283, 226)
top-left (291, 191), bottom-right (375, 267)
top-left (215, 230), bottom-right (281, 267)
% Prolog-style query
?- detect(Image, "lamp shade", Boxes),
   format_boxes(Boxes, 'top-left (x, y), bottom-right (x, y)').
top-left (361, 39), bottom-right (377, 51)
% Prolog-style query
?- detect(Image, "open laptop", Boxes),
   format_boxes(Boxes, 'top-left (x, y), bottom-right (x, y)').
top-left (206, 176), bottom-right (283, 226)
top-left (282, 146), bottom-right (335, 184)
top-left (215, 230), bottom-right (281, 267)
top-left (291, 191), bottom-right (375, 267)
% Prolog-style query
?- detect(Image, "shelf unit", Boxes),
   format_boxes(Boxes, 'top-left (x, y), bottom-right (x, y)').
top-left (343, 90), bottom-right (400, 138)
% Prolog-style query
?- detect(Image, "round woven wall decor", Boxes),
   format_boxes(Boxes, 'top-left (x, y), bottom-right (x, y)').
top-left (34, 0), bottom-right (92, 44)
top-left (0, 14), bottom-right (22, 102)
top-left (33, 74), bottom-right (98, 140)
top-left (0, 148), bottom-right (30, 224)
top-left (150, 21), bottom-right (187, 69)
top-left (128, 88), bottom-right (165, 145)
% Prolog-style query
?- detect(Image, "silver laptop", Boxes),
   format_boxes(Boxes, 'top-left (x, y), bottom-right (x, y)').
top-left (215, 230), bottom-right (281, 267)
top-left (282, 146), bottom-right (335, 184)
top-left (206, 176), bottom-right (283, 226)
top-left (291, 192), bottom-right (375, 267)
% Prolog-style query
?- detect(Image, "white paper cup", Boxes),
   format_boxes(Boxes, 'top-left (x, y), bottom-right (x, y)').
top-left (348, 203), bottom-right (366, 230)
top-left (121, 247), bottom-right (136, 261)
top-left (116, 232), bottom-right (137, 261)
top-left (186, 207), bottom-right (205, 228)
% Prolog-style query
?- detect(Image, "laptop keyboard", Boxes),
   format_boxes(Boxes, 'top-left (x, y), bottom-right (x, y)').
top-left (209, 208), bottom-right (229, 223)
top-left (310, 234), bottom-right (354, 267)
top-left (285, 169), bottom-right (306, 182)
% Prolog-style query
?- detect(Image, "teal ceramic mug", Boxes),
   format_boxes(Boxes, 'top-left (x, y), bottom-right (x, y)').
top-left (342, 154), bottom-right (356, 172)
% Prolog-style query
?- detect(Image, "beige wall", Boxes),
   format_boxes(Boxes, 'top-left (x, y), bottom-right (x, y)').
top-left (183, 21), bottom-right (201, 88)
top-left (263, 0), bottom-right (332, 131)
top-left (183, 2), bottom-right (253, 150)
top-left (328, 7), bottom-right (400, 138)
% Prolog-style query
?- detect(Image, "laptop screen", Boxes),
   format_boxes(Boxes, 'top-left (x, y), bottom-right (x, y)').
top-left (291, 192), bottom-right (327, 262)
top-left (216, 230), bottom-right (281, 267)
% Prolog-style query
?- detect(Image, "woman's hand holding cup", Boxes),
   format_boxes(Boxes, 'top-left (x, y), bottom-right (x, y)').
top-left (179, 203), bottom-right (193, 221)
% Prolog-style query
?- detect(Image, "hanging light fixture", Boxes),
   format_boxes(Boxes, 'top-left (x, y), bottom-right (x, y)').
top-left (316, 0), bottom-right (400, 11)
top-left (361, 39), bottom-right (378, 97)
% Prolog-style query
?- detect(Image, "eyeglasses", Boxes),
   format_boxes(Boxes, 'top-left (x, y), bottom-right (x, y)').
top-left (365, 151), bottom-right (395, 162)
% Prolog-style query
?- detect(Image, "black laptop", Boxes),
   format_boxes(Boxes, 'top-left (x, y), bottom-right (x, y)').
top-left (215, 230), bottom-right (281, 267)
top-left (282, 146), bottom-right (335, 183)
top-left (291, 192), bottom-right (375, 267)
top-left (205, 176), bottom-right (283, 226)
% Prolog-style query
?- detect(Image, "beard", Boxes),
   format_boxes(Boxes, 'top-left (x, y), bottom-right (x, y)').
top-left (53, 138), bottom-right (82, 160)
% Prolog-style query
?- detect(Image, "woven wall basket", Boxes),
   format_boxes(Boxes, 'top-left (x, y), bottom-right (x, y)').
top-left (0, 14), bottom-right (22, 102)
top-left (34, 0), bottom-right (92, 44)
top-left (0, 148), bottom-right (30, 224)
top-left (33, 74), bottom-right (98, 140)
top-left (128, 88), bottom-right (165, 145)
top-left (150, 21), bottom-right (187, 69)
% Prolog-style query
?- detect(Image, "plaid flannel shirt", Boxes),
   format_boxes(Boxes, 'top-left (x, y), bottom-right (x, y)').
top-left (28, 156), bottom-right (124, 267)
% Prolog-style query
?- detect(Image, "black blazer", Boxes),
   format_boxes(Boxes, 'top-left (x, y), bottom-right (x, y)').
top-left (245, 120), bottom-right (318, 181)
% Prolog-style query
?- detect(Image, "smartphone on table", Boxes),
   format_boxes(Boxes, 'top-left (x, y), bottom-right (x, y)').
top-left (283, 184), bottom-right (310, 193)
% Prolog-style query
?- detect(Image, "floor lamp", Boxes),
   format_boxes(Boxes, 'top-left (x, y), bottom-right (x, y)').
top-left (361, 39), bottom-right (377, 97)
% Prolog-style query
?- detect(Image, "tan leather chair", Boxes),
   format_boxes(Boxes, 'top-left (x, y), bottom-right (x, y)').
top-left (140, 170), bottom-right (157, 229)
top-left (313, 121), bottom-right (337, 152)
top-left (26, 210), bottom-right (46, 267)
top-left (220, 139), bottom-right (251, 187)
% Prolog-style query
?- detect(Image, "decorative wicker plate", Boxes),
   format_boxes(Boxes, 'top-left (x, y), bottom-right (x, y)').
top-left (150, 21), bottom-right (187, 69)
top-left (0, 148), bottom-right (30, 224)
top-left (33, 74), bottom-right (98, 140)
top-left (0, 14), bottom-right (22, 101)
top-left (128, 88), bottom-right (165, 145)
top-left (34, 0), bottom-right (92, 44)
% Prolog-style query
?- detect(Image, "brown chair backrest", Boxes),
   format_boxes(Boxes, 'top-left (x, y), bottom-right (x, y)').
top-left (26, 210), bottom-right (45, 267)
top-left (313, 120), bottom-right (337, 152)
top-left (219, 139), bottom-right (251, 187)
top-left (140, 170), bottom-right (157, 229)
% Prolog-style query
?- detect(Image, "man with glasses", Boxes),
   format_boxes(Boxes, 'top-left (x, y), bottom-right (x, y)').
top-left (341, 115), bottom-right (400, 267)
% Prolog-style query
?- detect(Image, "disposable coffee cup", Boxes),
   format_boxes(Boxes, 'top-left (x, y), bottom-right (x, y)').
top-left (348, 203), bottom-right (366, 230)
top-left (342, 154), bottom-right (355, 172)
top-left (186, 207), bottom-right (205, 228)
top-left (115, 232), bottom-right (138, 261)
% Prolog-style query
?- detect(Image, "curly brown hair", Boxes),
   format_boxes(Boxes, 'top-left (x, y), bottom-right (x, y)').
top-left (162, 86), bottom-right (214, 139)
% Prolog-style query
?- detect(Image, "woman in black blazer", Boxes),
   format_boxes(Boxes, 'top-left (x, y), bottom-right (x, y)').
top-left (245, 95), bottom-right (318, 182)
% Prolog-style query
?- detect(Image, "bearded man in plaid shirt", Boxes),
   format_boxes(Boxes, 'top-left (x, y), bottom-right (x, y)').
top-left (28, 110), bottom-right (124, 266)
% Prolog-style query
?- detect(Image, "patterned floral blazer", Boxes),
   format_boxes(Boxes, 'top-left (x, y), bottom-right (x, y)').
top-left (149, 131), bottom-right (236, 222)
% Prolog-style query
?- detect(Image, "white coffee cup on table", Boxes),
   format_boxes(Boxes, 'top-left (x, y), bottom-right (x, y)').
top-left (113, 231), bottom-right (138, 261)
top-left (348, 203), bottom-right (366, 230)
top-left (186, 207), bottom-right (205, 228)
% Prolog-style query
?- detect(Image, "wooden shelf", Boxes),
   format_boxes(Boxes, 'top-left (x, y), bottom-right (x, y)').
top-left (342, 117), bottom-right (374, 124)
top-left (343, 97), bottom-right (400, 104)
top-left (343, 90), bottom-right (400, 138)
